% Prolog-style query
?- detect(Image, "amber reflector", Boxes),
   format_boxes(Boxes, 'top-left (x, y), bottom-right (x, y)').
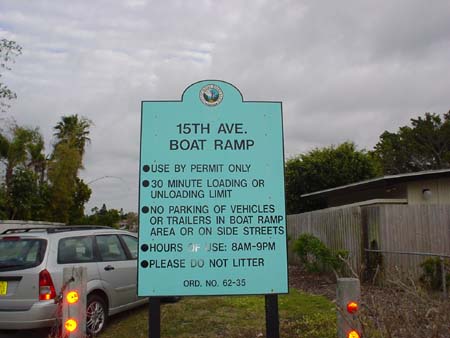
top-left (65, 318), bottom-right (78, 332)
top-left (348, 329), bottom-right (360, 338)
top-left (347, 301), bottom-right (359, 314)
top-left (66, 291), bottom-right (79, 304)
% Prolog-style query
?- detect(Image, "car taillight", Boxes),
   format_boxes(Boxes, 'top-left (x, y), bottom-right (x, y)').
top-left (39, 269), bottom-right (56, 301)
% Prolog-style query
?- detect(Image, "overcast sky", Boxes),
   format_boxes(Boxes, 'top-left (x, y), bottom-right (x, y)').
top-left (1, 0), bottom-right (449, 212)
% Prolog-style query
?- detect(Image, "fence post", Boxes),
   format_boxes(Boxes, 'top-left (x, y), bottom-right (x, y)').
top-left (337, 278), bottom-right (361, 338)
top-left (62, 267), bottom-right (87, 338)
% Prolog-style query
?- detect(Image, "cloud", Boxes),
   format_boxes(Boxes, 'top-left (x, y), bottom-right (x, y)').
top-left (1, 0), bottom-right (450, 211)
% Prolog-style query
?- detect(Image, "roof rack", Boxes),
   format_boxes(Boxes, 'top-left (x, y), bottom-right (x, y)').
top-left (1, 225), bottom-right (112, 235)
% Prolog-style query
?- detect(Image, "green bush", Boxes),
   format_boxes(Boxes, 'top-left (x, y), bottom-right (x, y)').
top-left (419, 257), bottom-right (450, 290)
top-left (293, 233), bottom-right (347, 273)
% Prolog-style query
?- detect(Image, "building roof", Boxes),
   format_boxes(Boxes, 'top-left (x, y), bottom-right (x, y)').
top-left (301, 169), bottom-right (450, 199)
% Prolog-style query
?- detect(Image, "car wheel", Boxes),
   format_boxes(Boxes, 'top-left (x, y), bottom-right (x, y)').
top-left (86, 294), bottom-right (108, 336)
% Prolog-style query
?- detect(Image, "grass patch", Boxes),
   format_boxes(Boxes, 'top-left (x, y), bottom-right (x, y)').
top-left (100, 289), bottom-right (335, 338)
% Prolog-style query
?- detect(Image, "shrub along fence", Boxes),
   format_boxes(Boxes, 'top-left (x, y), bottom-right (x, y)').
top-left (287, 206), bottom-right (363, 275)
top-left (287, 204), bottom-right (450, 281)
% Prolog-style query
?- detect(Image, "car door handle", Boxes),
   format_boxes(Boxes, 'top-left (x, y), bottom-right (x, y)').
top-left (104, 265), bottom-right (115, 271)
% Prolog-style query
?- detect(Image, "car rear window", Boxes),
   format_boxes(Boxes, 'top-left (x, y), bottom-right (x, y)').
top-left (58, 236), bottom-right (95, 264)
top-left (0, 237), bottom-right (47, 271)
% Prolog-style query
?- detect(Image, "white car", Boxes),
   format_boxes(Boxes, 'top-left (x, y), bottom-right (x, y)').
top-left (0, 226), bottom-right (147, 335)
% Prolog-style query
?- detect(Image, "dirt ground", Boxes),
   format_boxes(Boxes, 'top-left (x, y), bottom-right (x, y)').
top-left (288, 264), bottom-right (336, 299)
top-left (288, 264), bottom-right (450, 338)
top-left (288, 263), bottom-right (388, 302)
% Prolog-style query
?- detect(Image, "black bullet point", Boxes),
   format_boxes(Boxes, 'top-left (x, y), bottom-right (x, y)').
top-left (142, 180), bottom-right (149, 187)
top-left (141, 244), bottom-right (149, 252)
top-left (143, 165), bottom-right (150, 172)
top-left (141, 260), bottom-right (149, 268)
top-left (142, 206), bottom-right (149, 213)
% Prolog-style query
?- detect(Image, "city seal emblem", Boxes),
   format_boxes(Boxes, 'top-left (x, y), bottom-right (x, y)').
top-left (199, 84), bottom-right (223, 106)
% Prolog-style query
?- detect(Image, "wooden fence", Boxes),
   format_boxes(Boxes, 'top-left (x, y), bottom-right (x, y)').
top-left (287, 204), bottom-right (450, 279)
top-left (364, 204), bottom-right (450, 277)
top-left (287, 206), bottom-right (363, 275)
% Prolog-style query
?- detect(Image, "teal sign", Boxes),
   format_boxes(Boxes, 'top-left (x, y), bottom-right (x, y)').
top-left (138, 80), bottom-right (288, 296)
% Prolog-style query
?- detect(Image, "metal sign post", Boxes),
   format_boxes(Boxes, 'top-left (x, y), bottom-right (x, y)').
top-left (139, 80), bottom-right (288, 337)
top-left (265, 294), bottom-right (280, 338)
top-left (148, 298), bottom-right (161, 338)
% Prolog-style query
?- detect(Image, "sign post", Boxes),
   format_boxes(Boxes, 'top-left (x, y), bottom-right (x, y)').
top-left (337, 278), bottom-right (361, 338)
top-left (138, 80), bottom-right (288, 337)
top-left (62, 267), bottom-right (87, 338)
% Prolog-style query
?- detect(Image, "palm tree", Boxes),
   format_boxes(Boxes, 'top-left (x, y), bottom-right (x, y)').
top-left (53, 114), bottom-right (92, 159)
top-left (49, 115), bottom-right (92, 222)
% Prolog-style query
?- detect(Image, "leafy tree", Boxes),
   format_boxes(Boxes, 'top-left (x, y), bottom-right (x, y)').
top-left (0, 184), bottom-right (8, 219)
top-left (0, 39), bottom-right (22, 112)
top-left (0, 167), bottom-right (50, 221)
top-left (125, 212), bottom-right (138, 231)
top-left (0, 125), bottom-right (47, 220)
top-left (285, 142), bottom-right (379, 214)
top-left (99, 203), bottom-right (107, 215)
top-left (68, 178), bottom-right (92, 224)
top-left (30, 181), bottom-right (52, 221)
top-left (6, 168), bottom-right (39, 220)
top-left (26, 134), bottom-right (46, 183)
top-left (0, 114), bottom-right (93, 223)
top-left (0, 125), bottom-right (45, 188)
top-left (81, 204), bottom-right (121, 227)
top-left (47, 143), bottom-right (81, 223)
top-left (373, 111), bottom-right (450, 175)
top-left (98, 208), bottom-right (120, 227)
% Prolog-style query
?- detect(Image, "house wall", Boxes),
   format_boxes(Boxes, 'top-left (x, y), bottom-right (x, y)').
top-left (321, 177), bottom-right (450, 208)
top-left (327, 184), bottom-right (407, 207)
top-left (407, 177), bottom-right (450, 204)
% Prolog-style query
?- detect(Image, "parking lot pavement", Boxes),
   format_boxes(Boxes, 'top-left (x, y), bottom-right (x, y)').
top-left (0, 328), bottom-right (50, 338)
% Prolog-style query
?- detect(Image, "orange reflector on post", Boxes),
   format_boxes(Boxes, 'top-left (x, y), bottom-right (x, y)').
top-left (65, 318), bottom-right (78, 332)
top-left (347, 301), bottom-right (359, 314)
top-left (348, 329), bottom-right (360, 338)
top-left (66, 290), bottom-right (79, 304)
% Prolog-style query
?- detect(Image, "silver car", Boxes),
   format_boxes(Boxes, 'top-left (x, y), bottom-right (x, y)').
top-left (0, 226), bottom-right (146, 335)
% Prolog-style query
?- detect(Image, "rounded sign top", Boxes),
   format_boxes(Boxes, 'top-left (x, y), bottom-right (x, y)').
top-left (181, 80), bottom-right (244, 109)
